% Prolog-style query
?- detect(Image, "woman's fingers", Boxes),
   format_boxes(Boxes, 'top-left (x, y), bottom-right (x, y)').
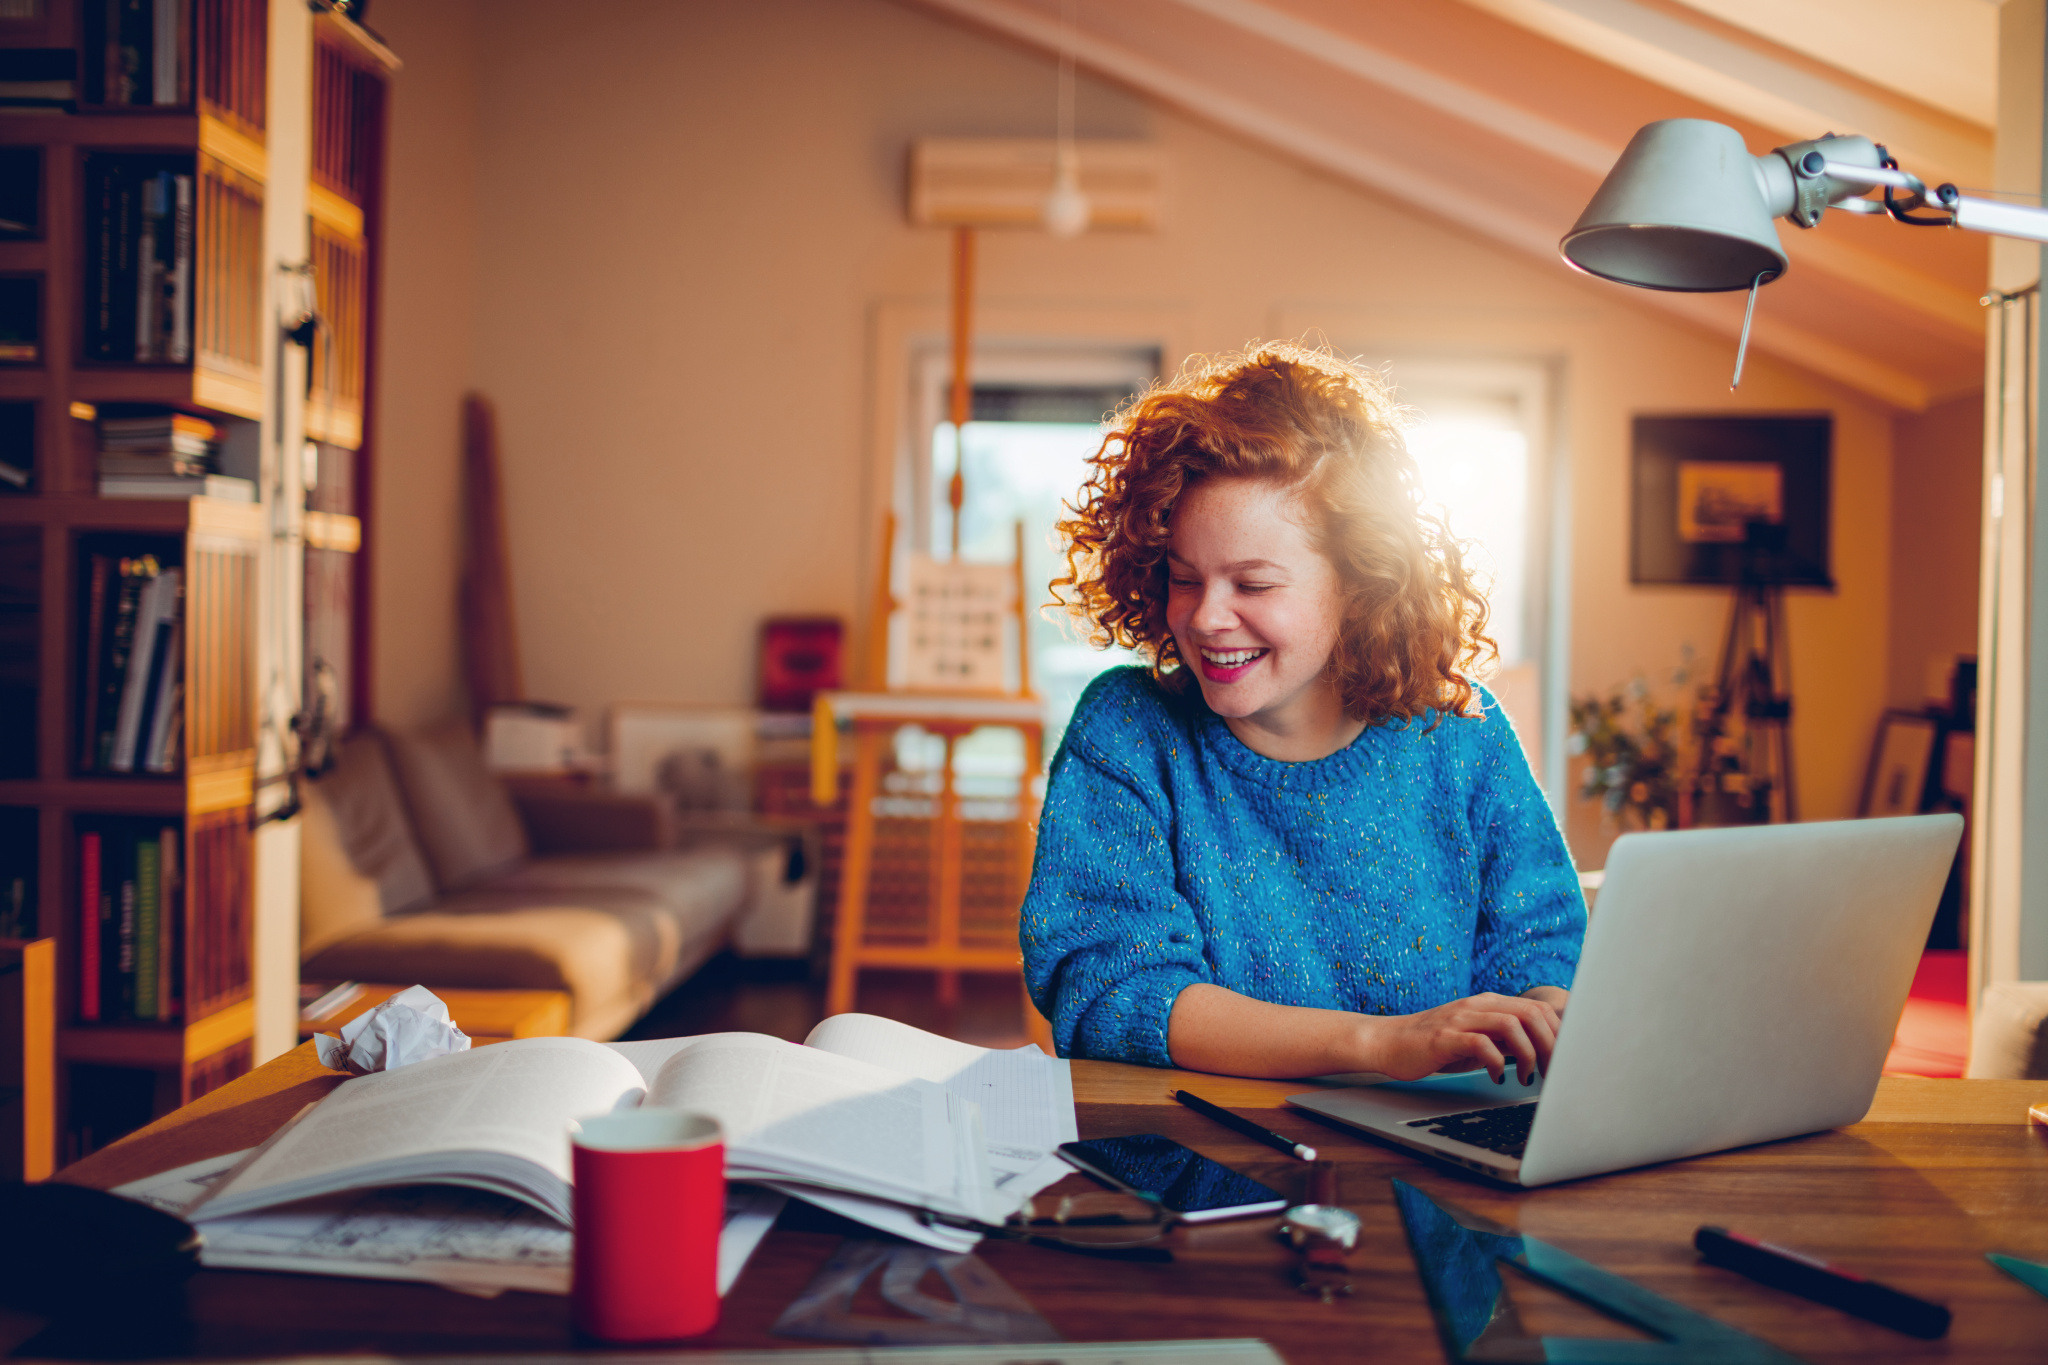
top-left (1458, 995), bottom-right (1556, 1079)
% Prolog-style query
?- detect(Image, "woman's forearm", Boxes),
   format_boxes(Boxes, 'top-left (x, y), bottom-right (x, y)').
top-left (1165, 983), bottom-right (1372, 1077)
top-left (1165, 981), bottom-right (1571, 1081)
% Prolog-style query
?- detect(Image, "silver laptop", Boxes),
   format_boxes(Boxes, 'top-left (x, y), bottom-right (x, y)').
top-left (1288, 815), bottom-right (1963, 1186)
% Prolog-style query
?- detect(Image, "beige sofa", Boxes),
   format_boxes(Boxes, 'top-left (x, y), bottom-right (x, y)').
top-left (298, 722), bottom-right (794, 1040)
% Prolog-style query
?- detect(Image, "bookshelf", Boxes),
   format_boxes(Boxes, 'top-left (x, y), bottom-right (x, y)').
top-left (0, 0), bottom-right (271, 1158)
top-left (303, 10), bottom-right (390, 735)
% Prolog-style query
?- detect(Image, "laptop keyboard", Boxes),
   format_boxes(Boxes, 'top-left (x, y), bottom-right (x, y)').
top-left (1406, 1101), bottom-right (1539, 1158)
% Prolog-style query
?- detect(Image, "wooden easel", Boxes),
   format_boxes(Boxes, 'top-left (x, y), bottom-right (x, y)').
top-left (813, 518), bottom-right (1048, 1047)
top-left (812, 227), bottom-right (1052, 1048)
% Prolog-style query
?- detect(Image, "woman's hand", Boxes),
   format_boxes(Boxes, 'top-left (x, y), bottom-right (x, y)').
top-left (1358, 991), bottom-right (1563, 1084)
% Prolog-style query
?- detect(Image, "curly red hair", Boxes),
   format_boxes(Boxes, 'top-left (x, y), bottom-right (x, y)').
top-left (1052, 342), bottom-right (1495, 725)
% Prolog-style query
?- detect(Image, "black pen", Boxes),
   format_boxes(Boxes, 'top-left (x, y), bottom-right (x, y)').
top-left (1695, 1226), bottom-right (1950, 1339)
top-left (1171, 1089), bottom-right (1317, 1161)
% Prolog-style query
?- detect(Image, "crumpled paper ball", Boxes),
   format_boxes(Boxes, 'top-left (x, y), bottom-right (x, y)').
top-left (314, 984), bottom-right (472, 1075)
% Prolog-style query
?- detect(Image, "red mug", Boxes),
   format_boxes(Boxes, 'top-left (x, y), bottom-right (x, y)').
top-left (571, 1110), bottom-right (724, 1341)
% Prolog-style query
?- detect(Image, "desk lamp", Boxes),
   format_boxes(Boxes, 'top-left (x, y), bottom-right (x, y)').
top-left (1561, 118), bottom-right (2048, 383)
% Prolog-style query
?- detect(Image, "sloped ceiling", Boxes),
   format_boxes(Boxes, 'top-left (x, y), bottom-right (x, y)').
top-left (907, 0), bottom-right (1992, 410)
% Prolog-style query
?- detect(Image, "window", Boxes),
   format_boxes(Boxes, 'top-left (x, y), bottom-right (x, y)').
top-left (1385, 360), bottom-right (1559, 797)
top-left (903, 343), bottom-right (1158, 760)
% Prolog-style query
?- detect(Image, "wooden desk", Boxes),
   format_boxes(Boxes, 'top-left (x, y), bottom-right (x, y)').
top-left (44, 1049), bottom-right (2048, 1362)
top-left (299, 984), bottom-right (571, 1045)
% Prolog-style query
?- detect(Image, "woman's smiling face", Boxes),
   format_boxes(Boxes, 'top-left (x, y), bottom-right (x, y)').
top-left (1165, 476), bottom-right (1355, 757)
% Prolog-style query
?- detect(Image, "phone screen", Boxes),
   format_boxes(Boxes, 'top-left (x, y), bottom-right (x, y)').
top-left (1058, 1134), bottom-right (1287, 1222)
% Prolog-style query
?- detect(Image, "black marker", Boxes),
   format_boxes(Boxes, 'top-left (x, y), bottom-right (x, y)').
top-left (1170, 1089), bottom-right (1317, 1161)
top-left (1695, 1226), bottom-right (1950, 1339)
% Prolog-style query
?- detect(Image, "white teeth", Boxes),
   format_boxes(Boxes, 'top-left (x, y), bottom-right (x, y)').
top-left (1201, 648), bottom-right (1267, 666)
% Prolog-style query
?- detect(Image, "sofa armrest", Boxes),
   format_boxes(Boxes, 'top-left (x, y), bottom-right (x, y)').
top-left (509, 787), bottom-right (675, 855)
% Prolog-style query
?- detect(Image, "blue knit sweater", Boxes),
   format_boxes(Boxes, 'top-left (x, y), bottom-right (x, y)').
top-left (1019, 667), bottom-right (1585, 1066)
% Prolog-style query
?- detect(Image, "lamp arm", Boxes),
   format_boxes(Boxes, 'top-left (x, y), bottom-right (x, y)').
top-left (1815, 160), bottom-right (1923, 195)
top-left (1942, 191), bottom-right (2048, 245)
top-left (1823, 156), bottom-right (2048, 242)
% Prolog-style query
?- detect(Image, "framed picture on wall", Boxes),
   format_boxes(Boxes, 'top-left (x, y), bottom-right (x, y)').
top-left (1859, 710), bottom-right (1941, 818)
top-left (1631, 414), bottom-right (1833, 587)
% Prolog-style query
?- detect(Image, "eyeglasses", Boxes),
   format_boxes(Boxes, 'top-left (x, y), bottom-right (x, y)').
top-left (921, 1191), bottom-right (1177, 1260)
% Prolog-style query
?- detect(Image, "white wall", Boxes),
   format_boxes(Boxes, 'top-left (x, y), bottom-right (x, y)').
top-left (368, 0), bottom-right (480, 728)
top-left (373, 0), bottom-right (1905, 859)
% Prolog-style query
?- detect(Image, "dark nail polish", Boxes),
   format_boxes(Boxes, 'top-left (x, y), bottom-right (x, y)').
top-left (1524, 1070), bottom-right (1538, 1086)
top-left (1494, 1071), bottom-right (1506, 1086)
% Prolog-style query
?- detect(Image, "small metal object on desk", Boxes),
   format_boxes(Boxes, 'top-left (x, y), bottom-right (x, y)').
top-left (1280, 1160), bottom-right (1356, 1302)
top-left (1280, 1203), bottom-right (1360, 1302)
top-left (773, 1237), bottom-right (1062, 1346)
top-left (1394, 1179), bottom-right (1803, 1364)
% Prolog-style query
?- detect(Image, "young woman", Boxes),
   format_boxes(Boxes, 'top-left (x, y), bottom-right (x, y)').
top-left (1020, 343), bottom-right (1584, 1082)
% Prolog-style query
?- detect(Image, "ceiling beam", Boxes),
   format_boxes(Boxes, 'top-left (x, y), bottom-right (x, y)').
top-left (1165, 0), bottom-right (1982, 341)
top-left (910, 0), bottom-right (1934, 409)
top-left (1455, 0), bottom-right (1992, 188)
top-left (1169, 0), bottom-right (1615, 176)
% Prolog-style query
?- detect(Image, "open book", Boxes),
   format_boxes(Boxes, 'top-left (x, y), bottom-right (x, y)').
top-left (192, 1015), bottom-right (1075, 1249)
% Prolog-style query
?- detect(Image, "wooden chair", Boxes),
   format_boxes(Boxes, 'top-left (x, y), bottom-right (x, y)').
top-left (814, 520), bottom-right (1052, 1051)
top-left (1, 937), bottom-right (55, 1180)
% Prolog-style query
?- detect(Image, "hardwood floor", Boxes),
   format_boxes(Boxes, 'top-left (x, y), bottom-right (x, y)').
top-left (619, 952), bottom-right (1039, 1049)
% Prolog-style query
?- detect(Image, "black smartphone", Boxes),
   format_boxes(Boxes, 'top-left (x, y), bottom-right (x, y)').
top-left (1056, 1134), bottom-right (1288, 1223)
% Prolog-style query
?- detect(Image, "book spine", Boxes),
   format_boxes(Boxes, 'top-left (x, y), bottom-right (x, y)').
top-left (157, 824), bottom-right (178, 1020)
top-left (169, 174), bottom-right (192, 363)
top-left (133, 571), bottom-right (178, 768)
top-left (142, 608), bottom-right (181, 773)
top-left (134, 836), bottom-right (158, 1019)
top-left (88, 159), bottom-right (113, 360)
top-left (134, 171), bottom-right (159, 362)
top-left (79, 830), bottom-right (101, 1020)
top-left (109, 569), bottom-right (165, 771)
top-left (94, 566), bottom-right (146, 770)
top-left (110, 163), bottom-right (136, 361)
top-left (115, 839), bottom-right (135, 1021)
top-left (100, 0), bottom-right (120, 107)
top-left (117, 0), bottom-right (148, 105)
top-left (77, 555), bottom-right (110, 771)
top-left (151, 0), bottom-right (177, 106)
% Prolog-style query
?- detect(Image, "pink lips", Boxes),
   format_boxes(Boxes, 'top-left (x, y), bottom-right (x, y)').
top-left (1199, 649), bottom-right (1268, 683)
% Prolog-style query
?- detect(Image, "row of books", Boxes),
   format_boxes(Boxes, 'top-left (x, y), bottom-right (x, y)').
top-left (85, 157), bottom-right (194, 365)
top-left (95, 409), bottom-right (253, 500)
top-left (0, 47), bottom-right (78, 111)
top-left (87, 0), bottom-right (187, 109)
top-left (79, 552), bottom-right (182, 775)
top-left (78, 816), bottom-right (182, 1023)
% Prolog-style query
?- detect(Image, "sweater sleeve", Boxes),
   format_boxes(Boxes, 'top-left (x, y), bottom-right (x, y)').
top-left (1464, 694), bottom-right (1587, 996)
top-left (1019, 717), bottom-right (1210, 1067)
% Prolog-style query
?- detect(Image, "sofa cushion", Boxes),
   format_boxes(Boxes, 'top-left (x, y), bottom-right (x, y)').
top-left (301, 901), bottom-right (653, 1041)
top-left (385, 720), bottom-right (529, 890)
top-left (1965, 982), bottom-right (2048, 1079)
top-left (298, 780), bottom-right (387, 958)
top-left (485, 848), bottom-right (749, 992)
top-left (311, 732), bottom-right (437, 915)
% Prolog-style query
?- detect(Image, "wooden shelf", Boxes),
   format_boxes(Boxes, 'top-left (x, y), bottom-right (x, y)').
top-left (0, 779), bottom-right (186, 814)
top-left (0, 492), bottom-right (203, 530)
top-left (0, 116), bottom-right (203, 151)
top-left (316, 11), bottom-right (402, 74)
top-left (59, 997), bottom-right (254, 1068)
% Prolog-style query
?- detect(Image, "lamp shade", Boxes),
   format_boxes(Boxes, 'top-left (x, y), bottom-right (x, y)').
top-left (1560, 119), bottom-right (1788, 292)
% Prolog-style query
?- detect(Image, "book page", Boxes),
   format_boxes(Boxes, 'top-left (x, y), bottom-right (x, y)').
top-left (199, 1038), bottom-right (643, 1221)
top-left (605, 1031), bottom-right (766, 1083)
top-left (118, 1150), bottom-right (785, 1296)
top-left (803, 1013), bottom-right (1078, 1185)
top-left (644, 1034), bottom-right (965, 1210)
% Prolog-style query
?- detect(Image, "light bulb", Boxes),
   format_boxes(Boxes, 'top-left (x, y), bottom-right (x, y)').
top-left (1043, 153), bottom-right (1090, 238)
